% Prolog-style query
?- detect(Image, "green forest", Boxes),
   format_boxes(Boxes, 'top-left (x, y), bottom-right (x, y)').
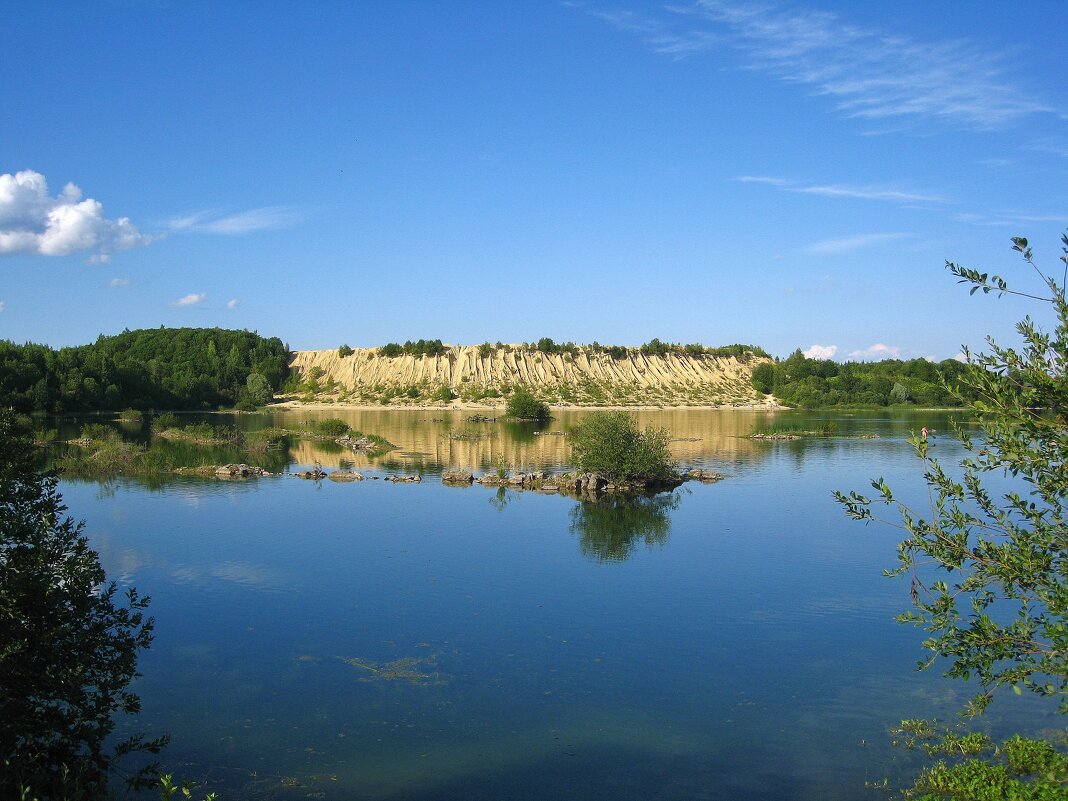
top-left (0, 327), bottom-right (289, 413)
top-left (752, 349), bottom-right (979, 407)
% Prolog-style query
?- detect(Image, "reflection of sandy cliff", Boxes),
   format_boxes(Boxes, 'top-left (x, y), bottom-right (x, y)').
top-left (276, 409), bottom-right (783, 470)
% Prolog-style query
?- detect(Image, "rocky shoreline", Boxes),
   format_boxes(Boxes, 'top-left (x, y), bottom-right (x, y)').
top-left (171, 463), bottom-right (724, 496)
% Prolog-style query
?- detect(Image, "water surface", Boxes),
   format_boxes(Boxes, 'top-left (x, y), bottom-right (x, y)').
top-left (58, 409), bottom-right (1052, 800)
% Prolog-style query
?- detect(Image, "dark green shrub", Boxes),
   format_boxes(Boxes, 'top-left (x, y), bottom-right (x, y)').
top-left (505, 388), bottom-right (550, 421)
top-left (569, 411), bottom-right (674, 481)
top-left (151, 412), bottom-right (180, 431)
top-left (432, 385), bottom-right (457, 402)
top-left (315, 418), bottom-right (350, 437)
top-left (380, 343), bottom-right (403, 357)
top-left (79, 423), bottom-right (117, 442)
top-left (338, 344), bottom-right (354, 357)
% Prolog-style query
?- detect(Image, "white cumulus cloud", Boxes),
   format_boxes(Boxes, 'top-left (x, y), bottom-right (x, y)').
top-left (803, 344), bottom-right (838, 360)
top-left (173, 293), bottom-right (206, 307)
top-left (0, 170), bottom-right (153, 259)
top-left (226, 299), bottom-right (239, 310)
top-left (849, 343), bottom-right (902, 360)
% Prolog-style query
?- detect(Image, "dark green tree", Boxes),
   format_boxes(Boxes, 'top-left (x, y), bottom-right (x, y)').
top-left (0, 410), bottom-right (164, 798)
top-left (245, 372), bottom-right (273, 406)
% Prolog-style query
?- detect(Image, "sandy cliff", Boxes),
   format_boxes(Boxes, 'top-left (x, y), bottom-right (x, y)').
top-left (286, 346), bottom-right (775, 408)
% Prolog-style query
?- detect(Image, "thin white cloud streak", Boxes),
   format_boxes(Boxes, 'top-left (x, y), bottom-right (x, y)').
top-left (805, 232), bottom-right (908, 255)
top-left (0, 301), bottom-right (5, 313)
top-left (109, 277), bottom-right (130, 287)
top-left (226, 299), bottom-right (239, 310)
top-left (592, 1), bottom-right (1053, 130)
top-left (173, 293), bottom-right (206, 307)
top-left (0, 170), bottom-right (153, 259)
top-left (849, 343), bottom-right (901, 360)
top-left (803, 344), bottom-right (837, 359)
top-left (168, 206), bottom-right (304, 235)
top-left (798, 185), bottom-right (944, 204)
top-left (734, 175), bottom-right (946, 206)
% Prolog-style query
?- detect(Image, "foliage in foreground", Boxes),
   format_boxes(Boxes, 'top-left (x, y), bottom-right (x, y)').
top-left (569, 411), bottom-right (675, 482)
top-left (836, 234), bottom-right (1068, 797)
top-left (0, 410), bottom-right (164, 799)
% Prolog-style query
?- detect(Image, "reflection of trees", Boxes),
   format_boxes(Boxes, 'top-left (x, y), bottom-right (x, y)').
top-left (569, 493), bottom-right (680, 562)
top-left (0, 411), bottom-right (163, 798)
top-left (488, 486), bottom-right (511, 512)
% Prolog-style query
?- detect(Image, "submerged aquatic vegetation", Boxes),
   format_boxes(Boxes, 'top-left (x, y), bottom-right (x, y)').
top-left (335, 654), bottom-right (443, 685)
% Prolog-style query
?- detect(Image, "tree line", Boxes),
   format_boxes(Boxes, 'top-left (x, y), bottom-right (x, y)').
top-left (752, 349), bottom-right (979, 407)
top-left (0, 327), bottom-right (289, 413)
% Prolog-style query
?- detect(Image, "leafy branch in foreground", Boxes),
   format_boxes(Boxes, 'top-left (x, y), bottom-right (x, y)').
top-left (0, 410), bottom-right (166, 798)
top-left (836, 234), bottom-right (1068, 798)
top-left (836, 235), bottom-right (1068, 714)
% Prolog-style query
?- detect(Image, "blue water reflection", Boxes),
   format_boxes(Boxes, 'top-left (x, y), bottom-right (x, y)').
top-left (58, 409), bottom-right (1053, 800)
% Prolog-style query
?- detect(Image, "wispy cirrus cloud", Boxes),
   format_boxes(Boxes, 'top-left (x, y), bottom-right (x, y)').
top-left (167, 206), bottom-right (304, 235)
top-left (805, 232), bottom-right (909, 256)
top-left (109, 277), bottom-right (130, 287)
top-left (588, 1), bottom-right (1054, 130)
top-left (226, 299), bottom-right (239, 310)
top-left (735, 175), bottom-right (946, 206)
top-left (172, 292), bottom-right (206, 307)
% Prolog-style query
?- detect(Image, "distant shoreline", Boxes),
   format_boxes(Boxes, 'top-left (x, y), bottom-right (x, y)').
top-left (270, 399), bottom-right (786, 412)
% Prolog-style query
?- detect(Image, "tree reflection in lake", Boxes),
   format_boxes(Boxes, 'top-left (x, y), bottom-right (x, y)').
top-left (0, 411), bottom-right (163, 799)
top-left (569, 492), bottom-right (681, 562)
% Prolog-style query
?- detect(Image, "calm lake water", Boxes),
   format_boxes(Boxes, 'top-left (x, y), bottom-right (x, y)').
top-left (56, 408), bottom-right (1054, 800)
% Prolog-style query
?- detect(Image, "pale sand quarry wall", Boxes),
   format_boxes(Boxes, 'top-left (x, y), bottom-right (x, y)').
top-left (288, 346), bottom-right (774, 407)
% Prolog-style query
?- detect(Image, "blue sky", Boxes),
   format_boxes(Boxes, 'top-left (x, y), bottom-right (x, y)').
top-left (2, 0), bottom-right (1066, 360)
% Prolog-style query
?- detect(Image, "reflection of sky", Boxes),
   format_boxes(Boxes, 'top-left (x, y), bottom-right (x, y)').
top-left (59, 409), bottom-right (1043, 801)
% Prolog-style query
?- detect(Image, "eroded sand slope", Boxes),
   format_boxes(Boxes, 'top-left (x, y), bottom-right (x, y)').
top-left (288, 346), bottom-right (774, 407)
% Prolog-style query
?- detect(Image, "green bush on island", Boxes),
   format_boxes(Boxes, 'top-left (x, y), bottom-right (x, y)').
top-left (569, 411), bottom-right (674, 482)
top-left (314, 418), bottom-right (350, 437)
top-left (245, 427), bottom-right (292, 448)
top-left (151, 412), bottom-right (180, 431)
top-left (79, 423), bottom-right (119, 442)
top-left (505, 388), bottom-right (550, 421)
